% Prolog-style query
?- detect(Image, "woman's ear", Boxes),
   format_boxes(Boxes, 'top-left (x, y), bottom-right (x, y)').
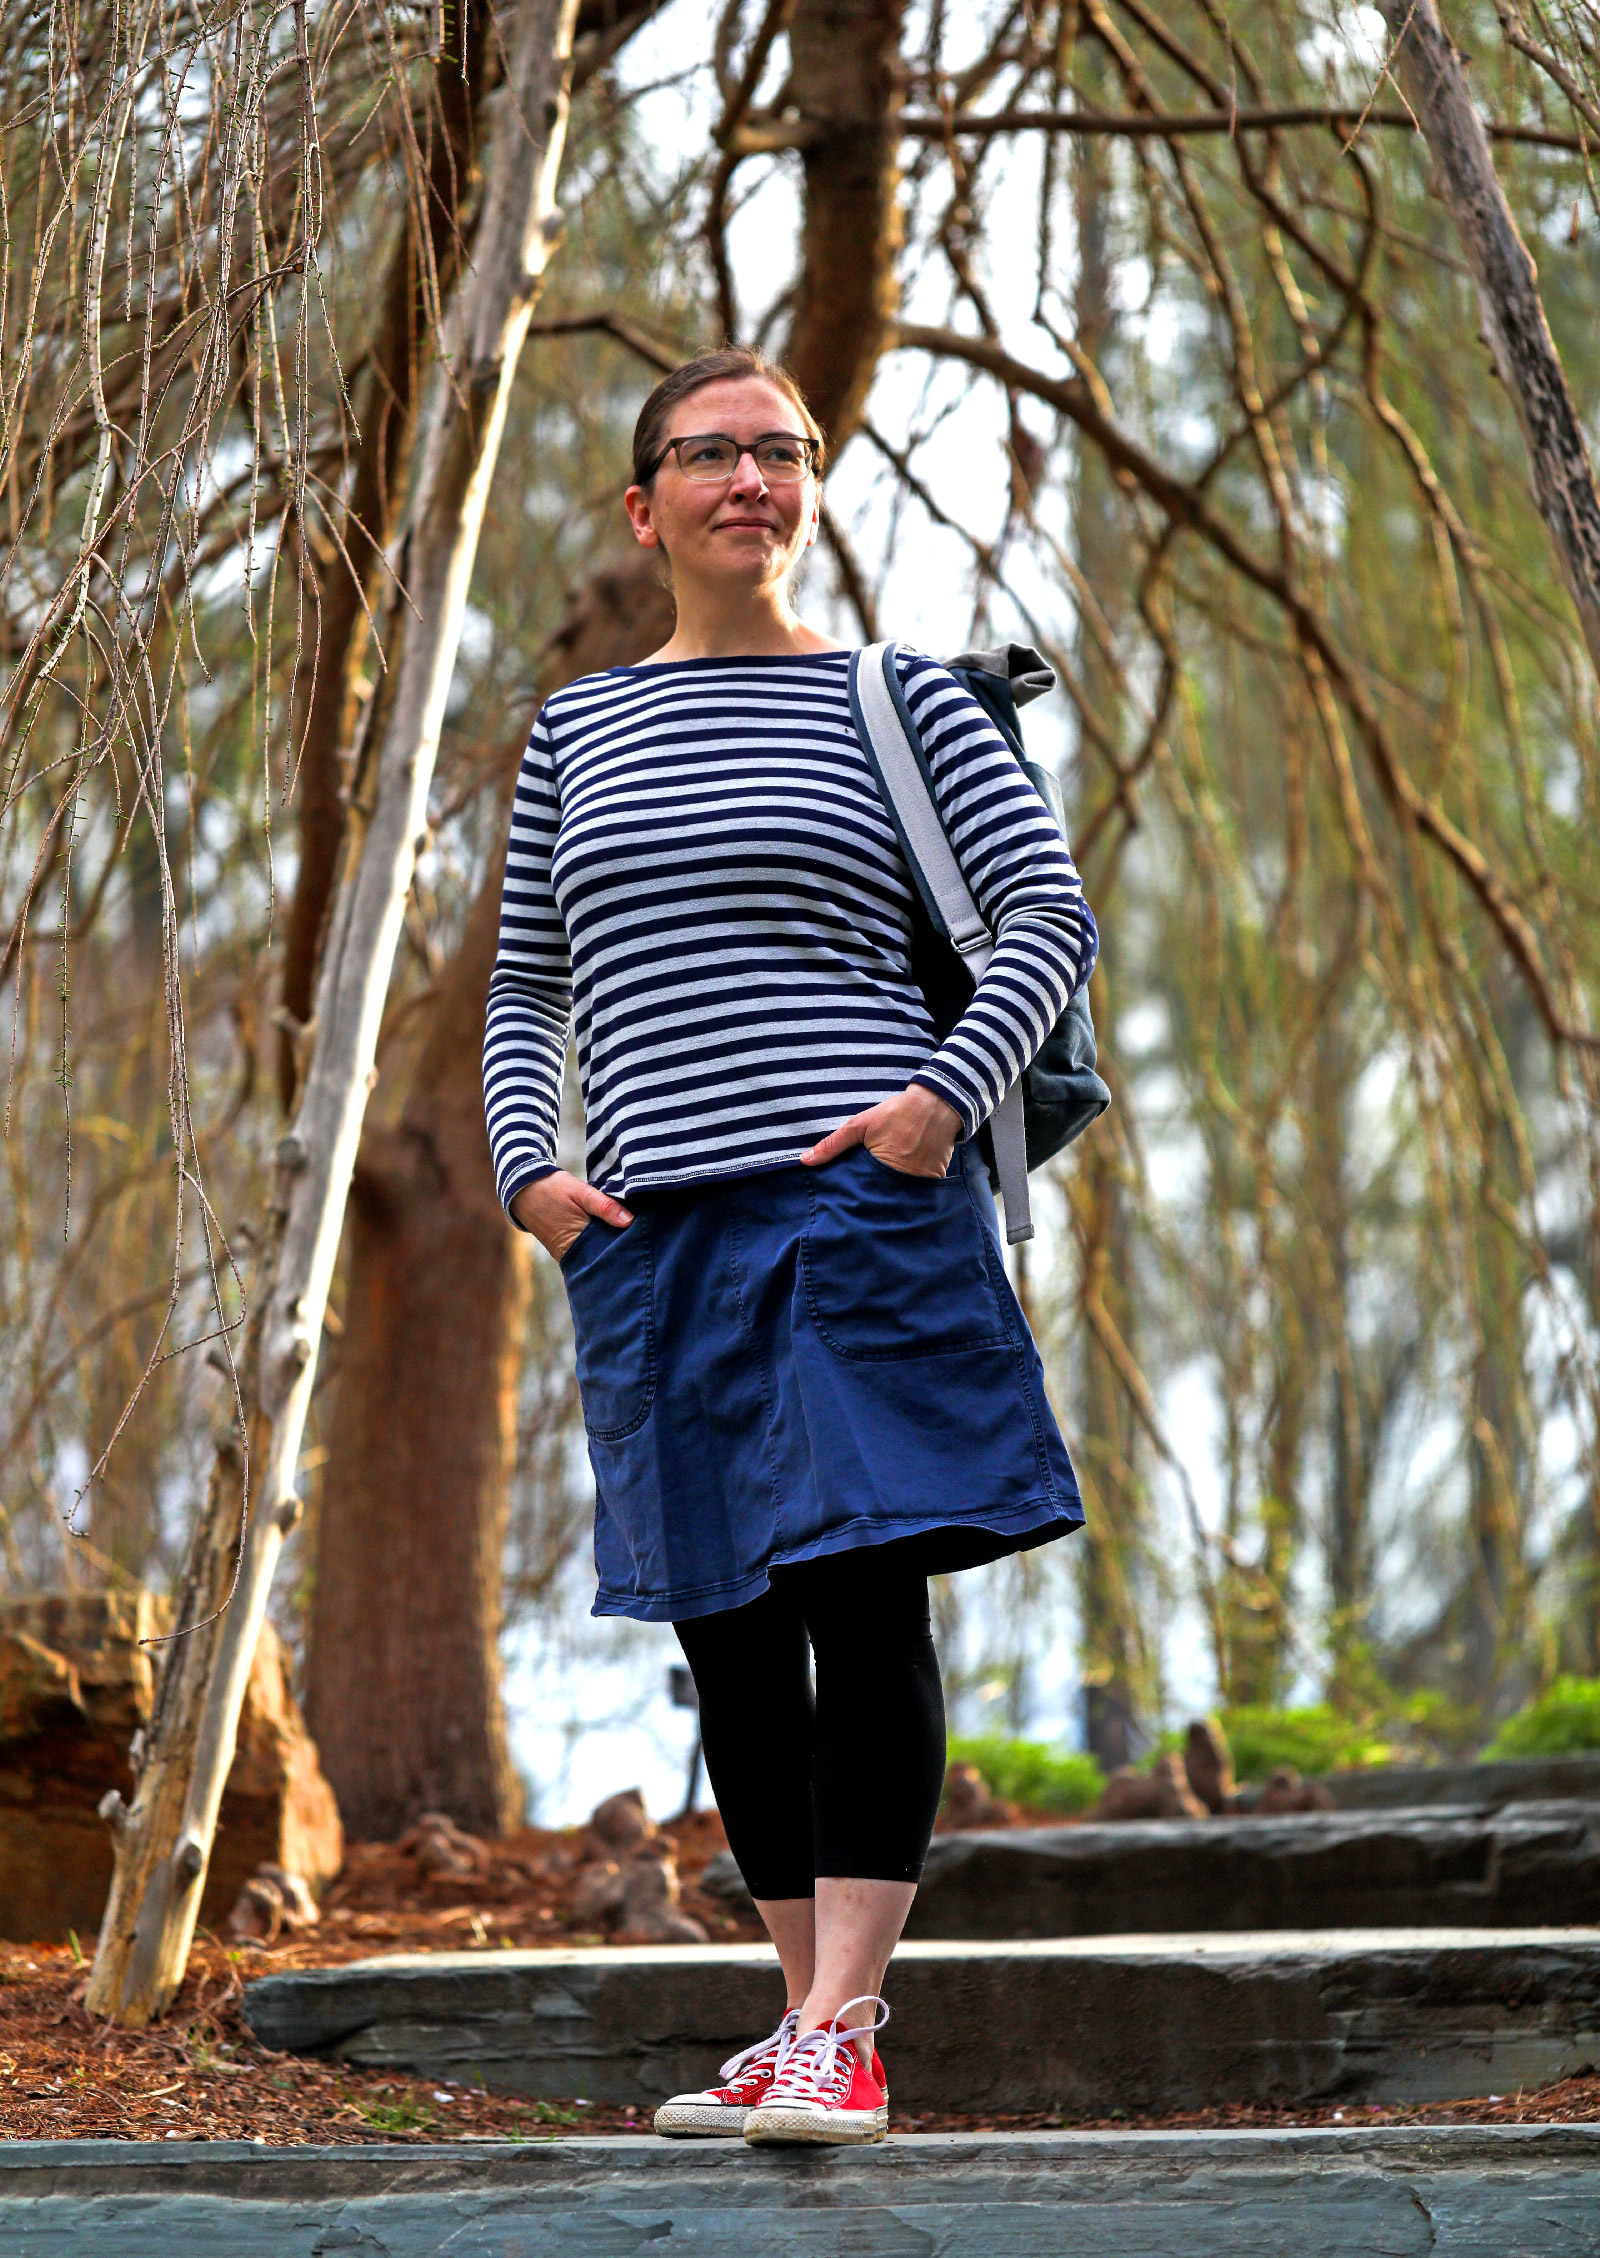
top-left (624, 483), bottom-right (660, 549)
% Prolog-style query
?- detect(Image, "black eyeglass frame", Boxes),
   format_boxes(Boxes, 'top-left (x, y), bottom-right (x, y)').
top-left (641, 430), bottom-right (822, 484)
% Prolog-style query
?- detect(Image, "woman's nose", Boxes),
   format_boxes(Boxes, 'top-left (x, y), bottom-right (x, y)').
top-left (727, 452), bottom-right (767, 498)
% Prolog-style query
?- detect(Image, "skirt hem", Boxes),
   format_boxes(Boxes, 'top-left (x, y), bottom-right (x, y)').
top-left (589, 1494), bottom-right (1084, 1625)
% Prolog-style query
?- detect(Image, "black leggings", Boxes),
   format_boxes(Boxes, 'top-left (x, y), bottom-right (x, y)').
top-left (673, 1548), bottom-right (947, 1898)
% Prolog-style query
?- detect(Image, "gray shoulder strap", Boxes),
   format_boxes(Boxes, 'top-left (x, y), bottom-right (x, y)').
top-left (853, 641), bottom-right (1034, 1245)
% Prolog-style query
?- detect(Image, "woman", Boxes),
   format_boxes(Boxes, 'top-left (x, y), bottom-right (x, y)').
top-left (483, 346), bottom-right (1097, 2146)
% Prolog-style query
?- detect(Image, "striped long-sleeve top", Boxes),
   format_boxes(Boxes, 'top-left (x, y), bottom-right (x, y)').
top-left (483, 647), bottom-right (1098, 1214)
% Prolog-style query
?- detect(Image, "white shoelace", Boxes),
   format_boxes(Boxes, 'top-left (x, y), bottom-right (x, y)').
top-left (717, 2008), bottom-right (798, 2090)
top-left (766, 1993), bottom-right (889, 2105)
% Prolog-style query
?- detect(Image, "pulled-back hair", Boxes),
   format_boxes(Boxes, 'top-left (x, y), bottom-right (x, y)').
top-left (630, 347), bottom-right (825, 488)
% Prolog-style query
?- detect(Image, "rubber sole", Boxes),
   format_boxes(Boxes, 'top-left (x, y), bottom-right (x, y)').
top-left (652, 2101), bottom-right (751, 2138)
top-left (744, 2103), bottom-right (890, 2146)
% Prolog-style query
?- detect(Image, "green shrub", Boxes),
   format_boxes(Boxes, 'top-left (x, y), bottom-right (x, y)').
top-left (1484, 1677), bottom-right (1600, 1760)
top-left (946, 1736), bottom-right (1106, 1814)
top-left (1216, 1705), bottom-right (1393, 1783)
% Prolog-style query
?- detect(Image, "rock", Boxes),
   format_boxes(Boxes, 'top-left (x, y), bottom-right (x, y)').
top-left (0, 1590), bottom-right (342, 1945)
top-left (261, 1862), bottom-right (319, 1928)
top-left (569, 1859), bottom-right (629, 1928)
top-left (226, 1874), bottom-right (287, 1945)
top-left (1255, 1764), bottom-right (1335, 1814)
top-left (616, 1905), bottom-right (710, 1943)
top-left (396, 1811), bottom-right (489, 1881)
top-left (1184, 1718), bottom-right (1236, 1815)
top-left (567, 1848), bottom-right (709, 1943)
top-left (226, 1617), bottom-right (344, 1896)
top-left (614, 1853), bottom-right (708, 1944)
top-left (941, 1762), bottom-right (1019, 1830)
top-left (588, 1787), bottom-right (656, 1853)
top-left (227, 1861), bottom-right (321, 1946)
top-left (1092, 1753), bottom-right (1207, 1823)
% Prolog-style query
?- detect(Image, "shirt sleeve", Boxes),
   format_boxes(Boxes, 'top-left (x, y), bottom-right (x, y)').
top-left (483, 708), bottom-right (572, 1224)
top-left (895, 649), bottom-right (1100, 1139)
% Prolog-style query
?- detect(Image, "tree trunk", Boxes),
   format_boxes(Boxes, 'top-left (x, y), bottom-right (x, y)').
top-left (304, 556), bottom-right (675, 1842)
top-left (783, 0), bottom-right (906, 449)
top-left (86, 0), bottom-right (581, 2026)
top-left (1377, 0), bottom-right (1600, 685)
top-left (305, 863), bottom-right (531, 1839)
top-left (277, 0), bottom-right (493, 1110)
top-left (1068, 104), bottom-right (1154, 1766)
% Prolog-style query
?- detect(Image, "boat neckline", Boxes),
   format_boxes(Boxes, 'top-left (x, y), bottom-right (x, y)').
top-left (601, 648), bottom-right (857, 677)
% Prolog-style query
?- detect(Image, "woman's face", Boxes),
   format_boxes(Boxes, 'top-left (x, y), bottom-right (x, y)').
top-left (624, 376), bottom-right (820, 596)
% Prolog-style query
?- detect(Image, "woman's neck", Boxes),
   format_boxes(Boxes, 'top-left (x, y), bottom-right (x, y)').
top-left (648, 578), bottom-right (845, 664)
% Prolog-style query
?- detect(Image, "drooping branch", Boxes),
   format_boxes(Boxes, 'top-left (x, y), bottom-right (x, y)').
top-left (1376, 0), bottom-right (1600, 691)
top-left (729, 106), bottom-right (1599, 153)
top-left (892, 320), bottom-right (1599, 1057)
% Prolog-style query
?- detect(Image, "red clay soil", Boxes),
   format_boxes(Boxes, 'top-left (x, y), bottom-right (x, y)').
top-left (3, 1810), bottom-right (1597, 2144)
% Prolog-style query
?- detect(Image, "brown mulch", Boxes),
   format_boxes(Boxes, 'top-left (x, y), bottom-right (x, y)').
top-left (3, 1805), bottom-right (1597, 2145)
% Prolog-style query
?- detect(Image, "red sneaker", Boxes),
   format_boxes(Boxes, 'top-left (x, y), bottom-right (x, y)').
top-left (653, 2010), bottom-right (798, 2137)
top-left (743, 1996), bottom-right (889, 2146)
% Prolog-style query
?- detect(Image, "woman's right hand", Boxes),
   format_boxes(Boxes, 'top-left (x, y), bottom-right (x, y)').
top-left (511, 1170), bottom-right (634, 1262)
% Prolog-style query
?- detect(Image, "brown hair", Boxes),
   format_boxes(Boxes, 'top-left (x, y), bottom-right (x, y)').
top-left (630, 347), bottom-right (826, 488)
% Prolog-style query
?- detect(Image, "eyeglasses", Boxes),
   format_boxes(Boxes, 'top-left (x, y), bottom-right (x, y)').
top-left (645, 431), bottom-right (820, 484)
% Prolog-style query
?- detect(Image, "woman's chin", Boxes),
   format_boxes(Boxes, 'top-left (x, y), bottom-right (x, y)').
top-left (686, 547), bottom-right (796, 590)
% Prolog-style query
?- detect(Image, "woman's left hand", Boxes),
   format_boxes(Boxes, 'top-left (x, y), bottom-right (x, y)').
top-left (802, 1084), bottom-right (964, 1179)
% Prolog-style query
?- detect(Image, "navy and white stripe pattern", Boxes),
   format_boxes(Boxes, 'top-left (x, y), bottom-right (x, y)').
top-left (484, 647), bottom-right (1098, 1213)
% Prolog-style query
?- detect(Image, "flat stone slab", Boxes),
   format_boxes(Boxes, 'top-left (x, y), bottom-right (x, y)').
top-left (3, 2128), bottom-right (1598, 2255)
top-left (243, 1930), bottom-right (1600, 2116)
top-left (695, 1799), bottom-right (1600, 1938)
top-left (1322, 1754), bottom-right (1600, 1810)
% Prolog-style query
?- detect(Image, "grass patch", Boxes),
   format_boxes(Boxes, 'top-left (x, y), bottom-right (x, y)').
top-left (1212, 1705), bottom-right (1394, 1783)
top-left (946, 1736), bottom-right (1105, 1814)
top-left (1485, 1677), bottom-right (1600, 1759)
top-left (354, 2094), bottom-right (443, 2136)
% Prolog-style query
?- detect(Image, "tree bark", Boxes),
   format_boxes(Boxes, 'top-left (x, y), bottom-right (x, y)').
top-left (1377, 0), bottom-right (1600, 685)
top-left (304, 556), bottom-right (675, 1843)
top-left (277, 0), bottom-right (493, 1111)
top-left (1067, 104), bottom-right (1155, 1768)
top-left (86, 0), bottom-right (582, 2026)
top-left (782, 0), bottom-right (906, 450)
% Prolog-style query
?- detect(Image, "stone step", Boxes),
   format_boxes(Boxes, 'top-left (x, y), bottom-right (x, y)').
top-left (1322, 1754), bottom-right (1600, 1811)
top-left (243, 1929), bottom-right (1600, 2118)
top-left (698, 1798), bottom-right (1600, 1937)
top-left (4, 2128), bottom-right (1598, 2255)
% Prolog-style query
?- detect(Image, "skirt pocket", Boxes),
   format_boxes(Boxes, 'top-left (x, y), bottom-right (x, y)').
top-left (561, 1216), bottom-right (657, 1439)
top-left (802, 1146), bottom-right (1011, 1362)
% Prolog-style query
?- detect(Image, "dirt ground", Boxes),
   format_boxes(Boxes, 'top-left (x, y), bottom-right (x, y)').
top-left (3, 1810), bottom-right (1597, 2144)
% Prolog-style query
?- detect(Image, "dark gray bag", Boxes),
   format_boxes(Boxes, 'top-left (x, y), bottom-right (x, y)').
top-left (847, 639), bottom-right (1110, 1244)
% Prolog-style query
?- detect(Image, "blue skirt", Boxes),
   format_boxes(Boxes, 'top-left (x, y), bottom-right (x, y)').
top-left (560, 1141), bottom-right (1085, 1623)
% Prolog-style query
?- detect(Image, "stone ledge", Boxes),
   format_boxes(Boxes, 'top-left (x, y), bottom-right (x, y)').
top-left (1322, 1754), bottom-right (1600, 1810)
top-left (699, 1798), bottom-right (1600, 1936)
top-left (242, 1929), bottom-right (1600, 2116)
top-left (3, 2127), bottom-right (1598, 2256)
